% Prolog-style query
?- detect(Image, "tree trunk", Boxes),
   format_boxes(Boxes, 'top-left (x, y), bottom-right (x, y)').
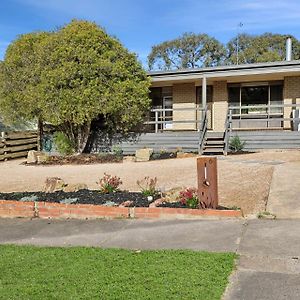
top-left (76, 122), bottom-right (91, 154)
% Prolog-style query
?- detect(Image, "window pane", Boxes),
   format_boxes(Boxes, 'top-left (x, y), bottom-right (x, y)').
top-left (241, 86), bottom-right (268, 114)
top-left (228, 87), bottom-right (240, 115)
top-left (270, 85), bottom-right (283, 114)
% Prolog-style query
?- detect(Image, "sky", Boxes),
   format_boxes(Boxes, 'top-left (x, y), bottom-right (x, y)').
top-left (1, 0), bottom-right (300, 66)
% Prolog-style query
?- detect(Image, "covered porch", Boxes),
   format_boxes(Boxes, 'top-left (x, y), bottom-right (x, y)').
top-left (147, 61), bottom-right (300, 133)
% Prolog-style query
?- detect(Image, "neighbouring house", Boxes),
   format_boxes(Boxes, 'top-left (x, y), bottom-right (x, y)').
top-left (121, 43), bottom-right (300, 155)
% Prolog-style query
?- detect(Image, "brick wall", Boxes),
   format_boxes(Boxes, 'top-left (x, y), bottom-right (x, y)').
top-left (212, 81), bottom-right (228, 131)
top-left (0, 200), bottom-right (242, 219)
top-left (172, 83), bottom-right (197, 130)
top-left (284, 76), bottom-right (300, 129)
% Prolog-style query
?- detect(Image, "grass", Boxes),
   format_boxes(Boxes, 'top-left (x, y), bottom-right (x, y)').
top-left (0, 245), bottom-right (236, 300)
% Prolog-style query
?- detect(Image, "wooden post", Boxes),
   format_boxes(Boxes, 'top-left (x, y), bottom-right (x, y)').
top-left (197, 156), bottom-right (218, 209)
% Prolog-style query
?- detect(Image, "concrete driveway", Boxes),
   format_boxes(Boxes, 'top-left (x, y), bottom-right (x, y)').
top-left (0, 218), bottom-right (300, 299)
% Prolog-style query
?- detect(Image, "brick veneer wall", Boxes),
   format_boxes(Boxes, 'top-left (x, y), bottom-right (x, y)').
top-left (212, 81), bottom-right (228, 131)
top-left (284, 76), bottom-right (300, 129)
top-left (172, 83), bottom-right (197, 130)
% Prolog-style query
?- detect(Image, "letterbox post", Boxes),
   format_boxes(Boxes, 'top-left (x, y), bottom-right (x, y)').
top-left (197, 156), bottom-right (218, 209)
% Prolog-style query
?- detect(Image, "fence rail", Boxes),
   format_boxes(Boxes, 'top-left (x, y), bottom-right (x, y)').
top-left (228, 103), bottom-right (300, 130)
top-left (0, 130), bottom-right (37, 161)
top-left (144, 106), bottom-right (206, 133)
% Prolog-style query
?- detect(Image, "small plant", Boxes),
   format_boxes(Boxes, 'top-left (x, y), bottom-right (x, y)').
top-left (111, 145), bottom-right (123, 156)
top-left (59, 198), bottom-right (78, 204)
top-left (229, 135), bottom-right (246, 153)
top-left (98, 173), bottom-right (122, 193)
top-left (257, 211), bottom-right (276, 219)
top-left (178, 188), bottom-right (199, 209)
top-left (53, 132), bottom-right (75, 156)
top-left (137, 177), bottom-right (158, 197)
top-left (20, 195), bottom-right (38, 202)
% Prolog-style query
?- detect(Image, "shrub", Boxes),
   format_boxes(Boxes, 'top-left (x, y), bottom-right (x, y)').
top-left (111, 145), bottom-right (123, 156)
top-left (136, 177), bottom-right (158, 197)
top-left (98, 173), bottom-right (122, 193)
top-left (229, 135), bottom-right (245, 153)
top-left (53, 132), bottom-right (74, 156)
top-left (178, 188), bottom-right (199, 209)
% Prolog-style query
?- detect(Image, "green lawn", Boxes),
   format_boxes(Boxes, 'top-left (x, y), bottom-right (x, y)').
top-left (0, 245), bottom-right (236, 300)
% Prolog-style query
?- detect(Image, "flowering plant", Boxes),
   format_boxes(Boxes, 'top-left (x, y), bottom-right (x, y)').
top-left (178, 188), bottom-right (199, 209)
top-left (137, 177), bottom-right (158, 197)
top-left (98, 173), bottom-right (122, 193)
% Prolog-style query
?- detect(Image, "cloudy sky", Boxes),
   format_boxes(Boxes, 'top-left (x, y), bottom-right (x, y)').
top-left (1, 0), bottom-right (300, 65)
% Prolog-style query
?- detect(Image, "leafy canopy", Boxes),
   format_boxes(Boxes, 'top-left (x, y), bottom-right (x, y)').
top-left (0, 20), bottom-right (151, 153)
top-left (148, 32), bottom-right (300, 70)
top-left (148, 32), bottom-right (226, 70)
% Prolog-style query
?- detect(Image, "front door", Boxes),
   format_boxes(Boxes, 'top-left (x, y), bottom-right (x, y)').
top-left (163, 96), bottom-right (173, 129)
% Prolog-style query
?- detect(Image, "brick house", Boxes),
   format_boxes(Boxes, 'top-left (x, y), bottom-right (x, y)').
top-left (125, 60), bottom-right (300, 155)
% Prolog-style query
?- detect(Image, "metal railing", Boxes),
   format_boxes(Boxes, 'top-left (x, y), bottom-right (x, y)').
top-left (224, 103), bottom-right (300, 154)
top-left (144, 106), bottom-right (206, 133)
top-left (228, 103), bottom-right (300, 130)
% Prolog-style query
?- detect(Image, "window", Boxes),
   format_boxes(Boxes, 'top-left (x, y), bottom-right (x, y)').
top-left (196, 86), bottom-right (213, 105)
top-left (228, 82), bottom-right (283, 115)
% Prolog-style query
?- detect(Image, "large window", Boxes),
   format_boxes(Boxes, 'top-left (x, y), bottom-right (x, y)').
top-left (228, 82), bottom-right (283, 115)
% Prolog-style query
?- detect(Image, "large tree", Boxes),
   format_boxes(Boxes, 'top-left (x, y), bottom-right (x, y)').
top-left (0, 20), bottom-right (151, 153)
top-left (148, 33), bottom-right (226, 70)
top-left (226, 33), bottom-right (300, 64)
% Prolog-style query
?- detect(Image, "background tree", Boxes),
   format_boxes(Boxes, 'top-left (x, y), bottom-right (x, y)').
top-left (226, 33), bottom-right (300, 64)
top-left (0, 20), bottom-right (151, 153)
top-left (148, 33), bottom-right (226, 70)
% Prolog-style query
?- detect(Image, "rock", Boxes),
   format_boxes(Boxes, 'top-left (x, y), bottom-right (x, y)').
top-left (119, 200), bottom-right (134, 207)
top-left (135, 148), bottom-right (153, 162)
top-left (176, 152), bottom-right (197, 159)
top-left (27, 150), bottom-right (48, 164)
top-left (43, 177), bottom-right (66, 193)
top-left (123, 156), bottom-right (135, 163)
top-left (63, 183), bottom-right (88, 193)
top-left (149, 198), bottom-right (165, 208)
top-left (164, 187), bottom-right (183, 203)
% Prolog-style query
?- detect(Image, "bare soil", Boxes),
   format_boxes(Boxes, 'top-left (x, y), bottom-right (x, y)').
top-left (1, 150), bottom-right (299, 215)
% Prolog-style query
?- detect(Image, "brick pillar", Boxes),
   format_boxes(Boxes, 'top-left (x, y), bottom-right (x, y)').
top-left (172, 83), bottom-right (196, 130)
top-left (212, 81), bottom-right (228, 132)
top-left (284, 76), bottom-right (300, 129)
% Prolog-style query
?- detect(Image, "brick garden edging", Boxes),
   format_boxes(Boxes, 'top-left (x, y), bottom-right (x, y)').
top-left (0, 200), bottom-right (243, 220)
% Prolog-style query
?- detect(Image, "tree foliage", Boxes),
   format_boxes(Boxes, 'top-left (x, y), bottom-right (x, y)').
top-left (0, 20), bottom-right (151, 153)
top-left (148, 33), bottom-right (226, 70)
top-left (148, 32), bottom-right (300, 70)
top-left (226, 33), bottom-right (300, 65)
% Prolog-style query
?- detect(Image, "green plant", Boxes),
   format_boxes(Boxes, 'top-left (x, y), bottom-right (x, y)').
top-left (179, 188), bottom-right (199, 209)
top-left (111, 145), bottom-right (123, 156)
top-left (0, 245), bottom-right (236, 300)
top-left (53, 132), bottom-right (74, 156)
top-left (257, 211), bottom-right (276, 219)
top-left (136, 177), bottom-right (158, 197)
top-left (98, 173), bottom-right (122, 193)
top-left (0, 20), bottom-right (151, 154)
top-left (229, 135), bottom-right (246, 153)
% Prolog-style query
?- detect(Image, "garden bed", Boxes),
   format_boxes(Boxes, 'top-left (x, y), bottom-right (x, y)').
top-left (150, 152), bottom-right (177, 160)
top-left (29, 153), bottom-right (123, 165)
top-left (0, 190), bottom-right (238, 211)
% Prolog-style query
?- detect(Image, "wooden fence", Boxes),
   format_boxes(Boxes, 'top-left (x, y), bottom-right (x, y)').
top-left (0, 130), bottom-right (38, 161)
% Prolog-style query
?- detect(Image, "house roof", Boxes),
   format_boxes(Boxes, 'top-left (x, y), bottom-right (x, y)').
top-left (148, 60), bottom-right (300, 83)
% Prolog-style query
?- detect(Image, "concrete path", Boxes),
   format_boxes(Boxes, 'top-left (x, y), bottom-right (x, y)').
top-left (1, 218), bottom-right (300, 299)
top-left (267, 162), bottom-right (300, 218)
